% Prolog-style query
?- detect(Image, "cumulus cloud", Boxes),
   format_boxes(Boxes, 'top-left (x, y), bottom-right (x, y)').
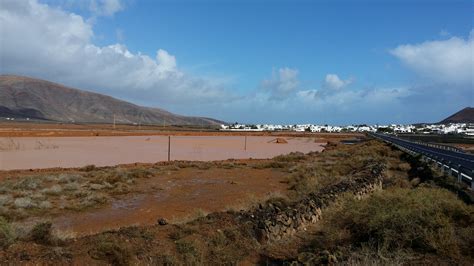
top-left (261, 67), bottom-right (299, 99)
top-left (390, 31), bottom-right (474, 85)
top-left (294, 73), bottom-right (353, 101)
top-left (323, 74), bottom-right (352, 90)
top-left (0, 0), bottom-right (234, 107)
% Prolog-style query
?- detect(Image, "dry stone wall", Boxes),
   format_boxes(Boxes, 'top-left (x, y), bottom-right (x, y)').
top-left (241, 161), bottom-right (386, 243)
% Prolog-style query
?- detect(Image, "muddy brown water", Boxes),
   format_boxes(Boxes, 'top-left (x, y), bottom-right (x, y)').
top-left (0, 136), bottom-right (325, 170)
top-left (2, 136), bottom-right (324, 236)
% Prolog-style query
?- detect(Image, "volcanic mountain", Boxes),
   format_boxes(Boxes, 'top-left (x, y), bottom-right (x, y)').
top-left (0, 75), bottom-right (223, 125)
top-left (439, 107), bottom-right (474, 124)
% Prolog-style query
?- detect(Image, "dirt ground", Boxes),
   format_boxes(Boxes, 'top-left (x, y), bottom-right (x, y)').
top-left (0, 122), bottom-right (362, 140)
top-left (452, 143), bottom-right (474, 153)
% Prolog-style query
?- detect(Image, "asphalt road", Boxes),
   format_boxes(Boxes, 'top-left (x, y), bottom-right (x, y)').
top-left (372, 133), bottom-right (474, 177)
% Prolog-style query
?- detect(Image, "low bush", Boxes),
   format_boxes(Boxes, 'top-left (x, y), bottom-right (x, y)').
top-left (13, 197), bottom-right (35, 209)
top-left (30, 221), bottom-right (53, 245)
top-left (41, 185), bottom-right (63, 195)
top-left (0, 217), bottom-right (15, 249)
top-left (175, 239), bottom-right (202, 264)
top-left (318, 187), bottom-right (474, 260)
top-left (274, 152), bottom-right (306, 162)
top-left (0, 195), bottom-right (12, 207)
top-left (13, 177), bottom-right (41, 190)
top-left (80, 165), bottom-right (96, 172)
top-left (90, 236), bottom-right (132, 266)
top-left (57, 173), bottom-right (82, 184)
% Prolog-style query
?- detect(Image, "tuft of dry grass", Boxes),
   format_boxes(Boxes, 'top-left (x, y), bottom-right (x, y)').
top-left (175, 238), bottom-right (203, 264)
top-left (313, 187), bottom-right (474, 261)
top-left (89, 236), bottom-right (132, 266)
top-left (0, 166), bottom-right (163, 221)
top-left (30, 221), bottom-right (53, 245)
top-left (0, 217), bottom-right (15, 249)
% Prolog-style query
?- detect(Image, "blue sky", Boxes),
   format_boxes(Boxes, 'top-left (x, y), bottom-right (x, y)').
top-left (1, 0), bottom-right (473, 124)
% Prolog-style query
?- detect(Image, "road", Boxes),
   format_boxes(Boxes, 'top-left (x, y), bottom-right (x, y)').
top-left (370, 132), bottom-right (474, 186)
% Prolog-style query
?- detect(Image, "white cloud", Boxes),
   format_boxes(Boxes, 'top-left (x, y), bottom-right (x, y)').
top-left (0, 0), bottom-right (234, 106)
top-left (261, 67), bottom-right (299, 99)
top-left (297, 85), bottom-right (409, 105)
top-left (323, 74), bottom-right (352, 90)
top-left (89, 0), bottom-right (123, 17)
top-left (156, 49), bottom-right (177, 73)
top-left (295, 74), bottom-right (353, 101)
top-left (296, 89), bottom-right (318, 99)
top-left (390, 31), bottom-right (474, 85)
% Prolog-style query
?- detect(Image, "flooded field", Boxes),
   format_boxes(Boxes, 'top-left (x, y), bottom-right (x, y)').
top-left (0, 136), bottom-right (325, 170)
top-left (51, 167), bottom-right (287, 236)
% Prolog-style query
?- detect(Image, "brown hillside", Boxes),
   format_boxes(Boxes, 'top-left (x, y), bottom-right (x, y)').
top-left (0, 75), bottom-right (223, 125)
top-left (440, 107), bottom-right (474, 124)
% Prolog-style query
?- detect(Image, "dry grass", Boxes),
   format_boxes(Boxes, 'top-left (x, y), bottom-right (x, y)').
top-left (284, 140), bottom-right (408, 199)
top-left (307, 187), bottom-right (474, 262)
top-left (0, 166), bottom-right (159, 221)
top-left (89, 235), bottom-right (132, 266)
top-left (0, 217), bottom-right (15, 249)
top-left (30, 221), bottom-right (53, 245)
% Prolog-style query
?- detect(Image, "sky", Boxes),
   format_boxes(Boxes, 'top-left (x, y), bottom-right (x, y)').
top-left (0, 0), bottom-right (473, 125)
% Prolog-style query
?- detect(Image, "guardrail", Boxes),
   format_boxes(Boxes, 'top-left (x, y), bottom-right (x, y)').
top-left (395, 135), bottom-right (465, 153)
top-left (369, 132), bottom-right (474, 190)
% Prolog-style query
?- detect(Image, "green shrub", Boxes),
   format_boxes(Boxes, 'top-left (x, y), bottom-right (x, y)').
top-left (30, 221), bottom-right (52, 244)
top-left (321, 188), bottom-right (473, 259)
top-left (274, 152), bottom-right (306, 162)
top-left (81, 165), bottom-right (96, 172)
top-left (90, 237), bottom-right (132, 265)
top-left (41, 185), bottom-right (63, 195)
top-left (175, 239), bottom-right (201, 263)
top-left (127, 168), bottom-right (153, 179)
top-left (13, 177), bottom-right (42, 190)
top-left (0, 217), bottom-right (15, 249)
top-left (13, 197), bottom-right (35, 209)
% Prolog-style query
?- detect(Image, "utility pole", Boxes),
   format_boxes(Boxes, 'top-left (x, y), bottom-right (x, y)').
top-left (138, 113), bottom-right (142, 130)
top-left (244, 136), bottom-right (247, 151)
top-left (113, 114), bottom-right (116, 129)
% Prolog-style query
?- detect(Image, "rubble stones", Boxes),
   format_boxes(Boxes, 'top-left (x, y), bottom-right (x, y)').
top-left (157, 218), bottom-right (168, 225)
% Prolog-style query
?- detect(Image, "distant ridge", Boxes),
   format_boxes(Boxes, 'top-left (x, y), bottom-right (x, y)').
top-left (439, 107), bottom-right (474, 124)
top-left (0, 75), bottom-right (223, 125)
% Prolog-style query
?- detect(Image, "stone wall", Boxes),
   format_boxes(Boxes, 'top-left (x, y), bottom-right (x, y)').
top-left (241, 161), bottom-right (386, 243)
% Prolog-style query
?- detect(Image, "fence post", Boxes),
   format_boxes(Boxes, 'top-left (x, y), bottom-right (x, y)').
top-left (168, 136), bottom-right (171, 162)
